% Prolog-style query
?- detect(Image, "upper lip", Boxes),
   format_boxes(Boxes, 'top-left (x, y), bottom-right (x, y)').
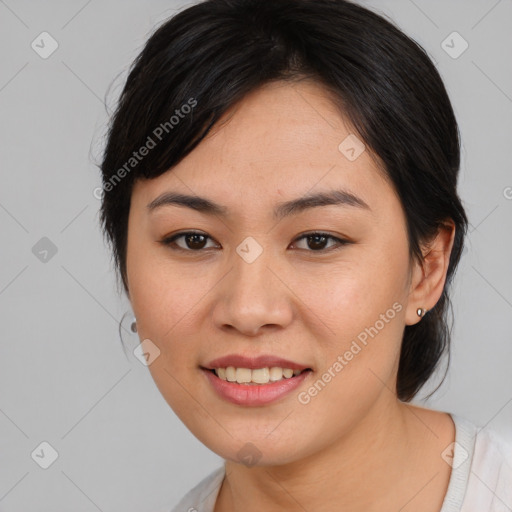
top-left (203, 354), bottom-right (312, 371)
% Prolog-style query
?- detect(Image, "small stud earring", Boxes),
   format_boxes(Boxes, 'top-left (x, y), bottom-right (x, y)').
top-left (417, 307), bottom-right (428, 318)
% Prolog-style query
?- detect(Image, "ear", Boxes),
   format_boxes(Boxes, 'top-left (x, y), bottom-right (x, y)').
top-left (405, 220), bottom-right (456, 326)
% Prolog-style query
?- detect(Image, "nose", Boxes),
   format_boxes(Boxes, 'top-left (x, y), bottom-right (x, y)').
top-left (211, 240), bottom-right (294, 336)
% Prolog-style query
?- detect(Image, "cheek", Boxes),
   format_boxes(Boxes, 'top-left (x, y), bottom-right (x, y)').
top-left (294, 241), bottom-right (409, 338)
top-left (126, 247), bottom-right (205, 409)
top-left (294, 274), bottom-right (406, 437)
top-left (127, 240), bottom-right (211, 339)
top-left (293, 238), bottom-right (409, 390)
top-left (127, 250), bottom-right (206, 416)
top-left (305, 271), bottom-right (405, 387)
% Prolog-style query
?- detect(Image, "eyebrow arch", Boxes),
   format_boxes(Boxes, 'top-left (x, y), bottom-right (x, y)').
top-left (146, 188), bottom-right (371, 220)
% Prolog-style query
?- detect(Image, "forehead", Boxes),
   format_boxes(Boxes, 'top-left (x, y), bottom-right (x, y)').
top-left (131, 80), bottom-right (394, 215)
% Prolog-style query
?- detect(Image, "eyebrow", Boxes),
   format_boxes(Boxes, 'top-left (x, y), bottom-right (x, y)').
top-left (146, 188), bottom-right (371, 220)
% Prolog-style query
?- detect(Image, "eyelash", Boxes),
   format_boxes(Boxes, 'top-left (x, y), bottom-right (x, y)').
top-left (160, 231), bottom-right (350, 254)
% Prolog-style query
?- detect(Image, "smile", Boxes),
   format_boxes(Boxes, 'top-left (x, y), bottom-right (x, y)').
top-left (201, 367), bottom-right (313, 406)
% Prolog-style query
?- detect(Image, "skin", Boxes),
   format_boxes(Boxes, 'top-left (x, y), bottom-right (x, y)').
top-left (126, 79), bottom-right (457, 512)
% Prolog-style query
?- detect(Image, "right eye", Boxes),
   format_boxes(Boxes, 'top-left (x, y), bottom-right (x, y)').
top-left (160, 231), bottom-right (220, 252)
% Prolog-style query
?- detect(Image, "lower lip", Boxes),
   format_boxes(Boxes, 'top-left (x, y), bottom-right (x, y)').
top-left (201, 368), bottom-right (312, 406)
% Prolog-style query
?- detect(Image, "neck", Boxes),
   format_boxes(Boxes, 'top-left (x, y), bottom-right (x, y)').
top-left (217, 395), bottom-right (450, 512)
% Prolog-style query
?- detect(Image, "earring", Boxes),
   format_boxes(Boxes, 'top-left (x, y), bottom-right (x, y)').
top-left (417, 307), bottom-right (428, 318)
top-left (119, 310), bottom-right (139, 360)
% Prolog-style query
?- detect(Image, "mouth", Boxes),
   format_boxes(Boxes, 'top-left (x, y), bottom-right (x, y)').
top-left (200, 366), bottom-right (314, 406)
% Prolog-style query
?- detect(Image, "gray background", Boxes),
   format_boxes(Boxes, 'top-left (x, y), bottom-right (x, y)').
top-left (0, 0), bottom-right (511, 510)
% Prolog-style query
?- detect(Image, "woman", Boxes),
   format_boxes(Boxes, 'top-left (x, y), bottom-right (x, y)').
top-left (99, 0), bottom-right (512, 510)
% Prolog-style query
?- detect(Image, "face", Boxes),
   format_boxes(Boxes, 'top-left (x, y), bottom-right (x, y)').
top-left (126, 79), bottom-right (417, 466)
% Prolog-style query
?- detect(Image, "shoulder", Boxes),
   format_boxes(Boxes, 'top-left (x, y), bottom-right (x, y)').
top-left (170, 466), bottom-right (225, 512)
top-left (472, 423), bottom-right (512, 465)
top-left (463, 423), bottom-right (512, 510)
top-left (449, 414), bottom-right (512, 512)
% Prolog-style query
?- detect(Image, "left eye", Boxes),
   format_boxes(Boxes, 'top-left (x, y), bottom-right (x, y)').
top-left (291, 232), bottom-right (349, 251)
top-left (160, 231), bottom-right (349, 252)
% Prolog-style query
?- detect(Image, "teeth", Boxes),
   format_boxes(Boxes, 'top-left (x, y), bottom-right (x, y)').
top-left (251, 368), bottom-right (269, 383)
top-left (215, 366), bottom-right (306, 384)
top-left (236, 368), bottom-right (252, 383)
top-left (226, 367), bottom-right (237, 382)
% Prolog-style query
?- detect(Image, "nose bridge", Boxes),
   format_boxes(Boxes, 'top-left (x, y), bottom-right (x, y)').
top-left (231, 234), bottom-right (278, 301)
top-left (212, 234), bottom-right (293, 333)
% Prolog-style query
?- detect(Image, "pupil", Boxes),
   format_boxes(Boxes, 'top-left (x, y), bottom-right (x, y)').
top-left (187, 234), bottom-right (206, 249)
top-left (309, 235), bottom-right (326, 250)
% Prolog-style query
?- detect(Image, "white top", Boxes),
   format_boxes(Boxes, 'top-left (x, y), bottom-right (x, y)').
top-left (169, 414), bottom-right (512, 512)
